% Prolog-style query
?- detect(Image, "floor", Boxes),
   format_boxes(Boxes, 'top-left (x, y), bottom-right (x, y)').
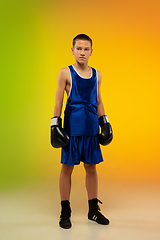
top-left (0, 179), bottom-right (160, 240)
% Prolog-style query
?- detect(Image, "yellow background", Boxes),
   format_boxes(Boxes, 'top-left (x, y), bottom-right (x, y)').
top-left (0, 0), bottom-right (160, 190)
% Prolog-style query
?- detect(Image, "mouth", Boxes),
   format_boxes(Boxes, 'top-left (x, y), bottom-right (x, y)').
top-left (80, 57), bottom-right (85, 60)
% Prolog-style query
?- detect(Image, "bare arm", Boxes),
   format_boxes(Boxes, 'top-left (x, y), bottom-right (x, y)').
top-left (97, 70), bottom-right (105, 118)
top-left (54, 68), bottom-right (68, 117)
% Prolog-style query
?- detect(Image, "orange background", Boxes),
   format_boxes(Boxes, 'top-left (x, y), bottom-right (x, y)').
top-left (1, 0), bottom-right (160, 190)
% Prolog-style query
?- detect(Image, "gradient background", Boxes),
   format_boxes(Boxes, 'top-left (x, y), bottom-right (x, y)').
top-left (0, 0), bottom-right (160, 191)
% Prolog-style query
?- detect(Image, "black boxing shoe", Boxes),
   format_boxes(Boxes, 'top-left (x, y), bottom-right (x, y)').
top-left (88, 198), bottom-right (110, 225)
top-left (59, 200), bottom-right (72, 229)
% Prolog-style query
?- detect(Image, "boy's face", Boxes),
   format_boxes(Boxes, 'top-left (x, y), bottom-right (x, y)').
top-left (71, 40), bottom-right (93, 65)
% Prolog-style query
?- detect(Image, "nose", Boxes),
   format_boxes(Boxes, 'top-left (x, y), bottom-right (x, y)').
top-left (80, 50), bottom-right (85, 55)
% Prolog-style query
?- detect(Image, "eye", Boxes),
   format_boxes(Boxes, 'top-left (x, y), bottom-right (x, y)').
top-left (85, 48), bottom-right (89, 51)
top-left (77, 47), bottom-right (81, 50)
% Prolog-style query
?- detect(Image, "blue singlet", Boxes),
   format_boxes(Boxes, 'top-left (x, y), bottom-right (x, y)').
top-left (64, 65), bottom-right (99, 136)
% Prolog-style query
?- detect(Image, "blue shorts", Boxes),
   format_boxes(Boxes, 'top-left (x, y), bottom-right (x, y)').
top-left (61, 135), bottom-right (103, 165)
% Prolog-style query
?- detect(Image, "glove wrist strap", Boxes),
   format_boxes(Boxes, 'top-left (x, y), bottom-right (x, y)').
top-left (51, 117), bottom-right (62, 126)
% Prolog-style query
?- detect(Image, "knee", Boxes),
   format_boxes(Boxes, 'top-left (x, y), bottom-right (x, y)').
top-left (61, 164), bottom-right (74, 175)
top-left (84, 164), bottom-right (96, 174)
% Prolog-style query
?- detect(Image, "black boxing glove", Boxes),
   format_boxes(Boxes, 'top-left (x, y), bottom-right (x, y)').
top-left (51, 117), bottom-right (69, 148)
top-left (99, 115), bottom-right (113, 146)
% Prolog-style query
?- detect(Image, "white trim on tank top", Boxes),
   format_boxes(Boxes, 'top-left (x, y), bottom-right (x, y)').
top-left (72, 64), bottom-right (93, 79)
top-left (95, 69), bottom-right (98, 100)
top-left (67, 66), bottom-right (72, 100)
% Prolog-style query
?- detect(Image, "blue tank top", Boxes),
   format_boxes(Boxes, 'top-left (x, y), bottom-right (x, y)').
top-left (64, 65), bottom-right (99, 136)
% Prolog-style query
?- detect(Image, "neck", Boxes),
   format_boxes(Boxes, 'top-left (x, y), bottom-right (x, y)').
top-left (74, 62), bottom-right (89, 71)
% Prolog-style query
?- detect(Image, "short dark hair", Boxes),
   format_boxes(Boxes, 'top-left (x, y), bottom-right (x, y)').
top-left (73, 34), bottom-right (92, 48)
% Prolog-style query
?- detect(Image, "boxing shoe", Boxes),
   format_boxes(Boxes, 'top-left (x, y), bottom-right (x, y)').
top-left (59, 200), bottom-right (72, 229)
top-left (88, 198), bottom-right (110, 225)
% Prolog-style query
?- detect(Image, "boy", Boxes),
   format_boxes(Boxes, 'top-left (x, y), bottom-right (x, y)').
top-left (51, 34), bottom-right (113, 229)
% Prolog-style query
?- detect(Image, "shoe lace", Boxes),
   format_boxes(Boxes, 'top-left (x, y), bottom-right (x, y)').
top-left (97, 199), bottom-right (103, 211)
top-left (91, 199), bottom-right (103, 212)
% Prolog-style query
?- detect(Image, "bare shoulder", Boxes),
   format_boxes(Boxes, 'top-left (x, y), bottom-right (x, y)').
top-left (58, 67), bottom-right (71, 95)
top-left (58, 67), bottom-right (70, 78)
top-left (58, 67), bottom-right (71, 83)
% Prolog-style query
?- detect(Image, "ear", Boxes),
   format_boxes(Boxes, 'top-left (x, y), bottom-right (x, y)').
top-left (71, 47), bottom-right (74, 55)
top-left (90, 49), bottom-right (93, 56)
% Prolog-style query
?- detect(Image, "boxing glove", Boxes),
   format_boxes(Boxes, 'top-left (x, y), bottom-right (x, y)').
top-left (51, 117), bottom-right (69, 148)
top-left (99, 115), bottom-right (113, 146)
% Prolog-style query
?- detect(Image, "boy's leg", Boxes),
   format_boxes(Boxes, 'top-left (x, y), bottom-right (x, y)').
top-left (84, 163), bottom-right (98, 200)
top-left (84, 163), bottom-right (109, 225)
top-left (59, 164), bottom-right (74, 201)
top-left (59, 164), bottom-right (74, 229)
